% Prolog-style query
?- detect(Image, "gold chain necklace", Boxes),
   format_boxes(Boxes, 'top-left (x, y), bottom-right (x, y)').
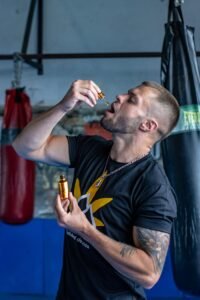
top-left (95, 151), bottom-right (149, 187)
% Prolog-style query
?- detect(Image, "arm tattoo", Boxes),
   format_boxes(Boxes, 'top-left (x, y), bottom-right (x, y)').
top-left (135, 227), bottom-right (169, 274)
top-left (120, 245), bottom-right (137, 258)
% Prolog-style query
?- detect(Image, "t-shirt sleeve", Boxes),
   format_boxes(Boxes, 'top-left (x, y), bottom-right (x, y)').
top-left (67, 135), bottom-right (106, 168)
top-left (67, 135), bottom-right (90, 168)
top-left (133, 183), bottom-right (177, 234)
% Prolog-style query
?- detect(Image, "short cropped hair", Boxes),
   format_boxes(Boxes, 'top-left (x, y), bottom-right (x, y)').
top-left (142, 81), bottom-right (180, 138)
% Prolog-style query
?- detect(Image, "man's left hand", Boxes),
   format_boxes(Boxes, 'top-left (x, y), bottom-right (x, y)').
top-left (55, 192), bottom-right (90, 234)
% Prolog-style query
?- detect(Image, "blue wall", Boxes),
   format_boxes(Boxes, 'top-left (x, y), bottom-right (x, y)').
top-left (0, 218), bottom-right (190, 298)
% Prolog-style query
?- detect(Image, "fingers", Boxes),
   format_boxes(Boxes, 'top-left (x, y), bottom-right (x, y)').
top-left (55, 194), bottom-right (67, 216)
top-left (62, 199), bottom-right (70, 211)
top-left (68, 192), bottom-right (78, 211)
top-left (74, 79), bottom-right (101, 94)
top-left (79, 88), bottom-right (97, 106)
top-left (61, 79), bottom-right (104, 111)
top-left (55, 193), bottom-right (77, 218)
top-left (56, 197), bottom-right (71, 225)
top-left (72, 80), bottom-right (102, 107)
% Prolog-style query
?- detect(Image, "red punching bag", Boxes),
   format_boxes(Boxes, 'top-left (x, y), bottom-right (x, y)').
top-left (0, 88), bottom-right (35, 224)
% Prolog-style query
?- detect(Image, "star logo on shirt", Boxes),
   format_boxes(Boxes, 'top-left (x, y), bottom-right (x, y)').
top-left (73, 175), bottom-right (113, 227)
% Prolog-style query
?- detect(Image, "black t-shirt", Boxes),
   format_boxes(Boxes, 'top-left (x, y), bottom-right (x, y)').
top-left (56, 135), bottom-right (177, 300)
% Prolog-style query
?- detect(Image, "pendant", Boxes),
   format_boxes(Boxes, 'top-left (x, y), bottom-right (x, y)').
top-left (95, 178), bottom-right (103, 188)
top-left (95, 172), bottom-right (107, 188)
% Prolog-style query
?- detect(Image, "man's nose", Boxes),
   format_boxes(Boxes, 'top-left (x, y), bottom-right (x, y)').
top-left (116, 94), bottom-right (127, 104)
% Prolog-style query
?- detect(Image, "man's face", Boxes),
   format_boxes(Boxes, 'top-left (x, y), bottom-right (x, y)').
top-left (101, 85), bottom-right (155, 134)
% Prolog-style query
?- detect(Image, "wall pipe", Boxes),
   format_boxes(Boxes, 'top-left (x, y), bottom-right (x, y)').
top-left (0, 51), bottom-right (199, 60)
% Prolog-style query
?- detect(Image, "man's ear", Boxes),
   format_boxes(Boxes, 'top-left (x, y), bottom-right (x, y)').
top-left (139, 119), bottom-right (158, 132)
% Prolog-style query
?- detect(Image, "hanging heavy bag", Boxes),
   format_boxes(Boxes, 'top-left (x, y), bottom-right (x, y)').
top-left (0, 88), bottom-right (35, 224)
top-left (161, 1), bottom-right (200, 296)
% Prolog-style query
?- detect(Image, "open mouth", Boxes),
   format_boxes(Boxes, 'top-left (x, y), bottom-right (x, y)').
top-left (106, 103), bottom-right (115, 114)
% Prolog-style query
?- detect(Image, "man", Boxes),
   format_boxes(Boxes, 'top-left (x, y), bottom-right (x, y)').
top-left (13, 80), bottom-right (180, 300)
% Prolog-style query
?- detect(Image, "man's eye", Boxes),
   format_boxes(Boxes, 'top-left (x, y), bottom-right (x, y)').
top-left (128, 98), bottom-right (136, 104)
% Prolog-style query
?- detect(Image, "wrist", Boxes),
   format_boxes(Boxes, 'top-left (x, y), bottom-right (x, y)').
top-left (58, 98), bottom-right (75, 113)
top-left (81, 220), bottom-right (96, 241)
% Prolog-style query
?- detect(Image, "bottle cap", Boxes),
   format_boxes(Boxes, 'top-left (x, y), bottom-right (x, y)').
top-left (98, 91), bottom-right (105, 99)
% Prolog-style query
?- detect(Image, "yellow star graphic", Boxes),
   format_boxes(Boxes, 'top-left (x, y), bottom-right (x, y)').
top-left (73, 174), bottom-right (113, 227)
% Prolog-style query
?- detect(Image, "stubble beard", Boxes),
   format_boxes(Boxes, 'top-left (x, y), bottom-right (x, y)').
top-left (100, 115), bottom-right (142, 134)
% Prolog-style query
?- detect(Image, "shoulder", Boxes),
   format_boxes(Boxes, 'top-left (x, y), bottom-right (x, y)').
top-left (135, 156), bottom-right (177, 213)
top-left (142, 156), bottom-right (172, 187)
top-left (67, 135), bottom-right (112, 167)
top-left (133, 157), bottom-right (177, 233)
top-left (68, 134), bottom-right (109, 147)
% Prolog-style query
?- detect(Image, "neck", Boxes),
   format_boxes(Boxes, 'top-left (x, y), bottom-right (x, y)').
top-left (110, 134), bottom-right (152, 163)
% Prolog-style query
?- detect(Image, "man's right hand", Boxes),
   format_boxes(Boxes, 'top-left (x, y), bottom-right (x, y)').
top-left (60, 80), bottom-right (102, 112)
top-left (12, 79), bottom-right (102, 167)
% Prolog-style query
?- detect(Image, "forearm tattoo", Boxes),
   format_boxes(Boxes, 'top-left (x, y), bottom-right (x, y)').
top-left (135, 227), bottom-right (169, 274)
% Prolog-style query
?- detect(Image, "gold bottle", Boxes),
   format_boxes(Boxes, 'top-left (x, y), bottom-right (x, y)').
top-left (58, 175), bottom-right (68, 200)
